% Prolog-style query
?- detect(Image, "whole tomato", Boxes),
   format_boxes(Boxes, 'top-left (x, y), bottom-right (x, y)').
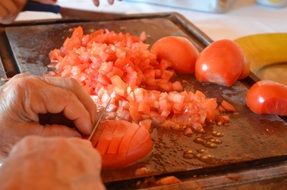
top-left (246, 80), bottom-right (287, 115)
top-left (195, 39), bottom-right (246, 86)
top-left (151, 36), bottom-right (199, 74)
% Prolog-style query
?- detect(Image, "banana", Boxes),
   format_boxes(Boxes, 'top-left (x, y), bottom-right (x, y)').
top-left (235, 33), bottom-right (287, 85)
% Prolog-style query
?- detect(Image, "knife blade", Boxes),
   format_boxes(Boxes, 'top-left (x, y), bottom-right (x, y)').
top-left (88, 98), bottom-right (112, 141)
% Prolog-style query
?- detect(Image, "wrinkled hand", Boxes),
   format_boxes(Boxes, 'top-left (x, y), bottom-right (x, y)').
top-left (0, 0), bottom-right (27, 24)
top-left (0, 74), bottom-right (97, 158)
top-left (0, 136), bottom-right (105, 190)
top-left (0, 0), bottom-right (56, 24)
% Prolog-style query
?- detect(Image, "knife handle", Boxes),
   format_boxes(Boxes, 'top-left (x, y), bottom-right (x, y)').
top-left (23, 1), bottom-right (61, 13)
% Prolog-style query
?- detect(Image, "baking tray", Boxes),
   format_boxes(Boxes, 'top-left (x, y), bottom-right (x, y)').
top-left (1, 12), bottom-right (287, 188)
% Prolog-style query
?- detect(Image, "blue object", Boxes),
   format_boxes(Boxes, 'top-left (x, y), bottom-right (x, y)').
top-left (23, 1), bottom-right (61, 13)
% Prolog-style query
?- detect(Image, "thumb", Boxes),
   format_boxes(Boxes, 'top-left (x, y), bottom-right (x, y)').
top-left (39, 125), bottom-right (81, 137)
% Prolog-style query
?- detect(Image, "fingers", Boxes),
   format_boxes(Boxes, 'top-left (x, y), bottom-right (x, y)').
top-left (0, 6), bottom-right (9, 21)
top-left (0, 1), bottom-right (18, 16)
top-left (39, 124), bottom-right (81, 137)
top-left (6, 74), bottom-right (94, 135)
top-left (0, 0), bottom-right (27, 24)
top-left (13, 0), bottom-right (28, 8)
top-left (36, 85), bottom-right (93, 135)
top-left (42, 76), bottom-right (97, 124)
top-left (5, 136), bottom-right (105, 190)
top-left (9, 136), bottom-right (103, 172)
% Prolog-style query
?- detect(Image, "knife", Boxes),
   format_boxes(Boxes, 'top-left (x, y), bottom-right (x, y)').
top-left (88, 98), bottom-right (112, 141)
top-left (23, 1), bottom-right (61, 13)
top-left (22, 1), bottom-right (124, 21)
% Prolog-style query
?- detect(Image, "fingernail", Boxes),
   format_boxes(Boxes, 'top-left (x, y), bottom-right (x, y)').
top-left (84, 122), bottom-right (93, 135)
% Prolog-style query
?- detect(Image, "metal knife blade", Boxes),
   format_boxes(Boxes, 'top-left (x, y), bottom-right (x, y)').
top-left (88, 98), bottom-right (111, 141)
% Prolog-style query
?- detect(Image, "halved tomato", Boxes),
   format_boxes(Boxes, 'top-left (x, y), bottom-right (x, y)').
top-left (151, 36), bottom-right (199, 74)
top-left (246, 80), bottom-right (287, 115)
top-left (92, 120), bottom-right (153, 169)
top-left (195, 39), bottom-right (246, 86)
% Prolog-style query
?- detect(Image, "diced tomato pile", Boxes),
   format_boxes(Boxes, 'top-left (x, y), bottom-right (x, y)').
top-left (49, 26), bottom-right (230, 132)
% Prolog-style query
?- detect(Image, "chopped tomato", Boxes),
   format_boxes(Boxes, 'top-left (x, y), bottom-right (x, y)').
top-left (216, 115), bottom-right (230, 125)
top-left (48, 27), bottom-right (237, 168)
top-left (49, 27), bottom-right (224, 134)
top-left (92, 120), bottom-right (153, 169)
top-left (246, 80), bottom-right (287, 115)
top-left (63, 27), bottom-right (83, 51)
top-left (221, 100), bottom-right (236, 112)
top-left (195, 39), bottom-right (246, 87)
top-left (151, 36), bottom-right (199, 74)
top-left (139, 119), bottom-right (152, 130)
top-left (172, 81), bottom-right (183, 92)
top-left (111, 75), bottom-right (127, 96)
top-left (204, 98), bottom-right (219, 122)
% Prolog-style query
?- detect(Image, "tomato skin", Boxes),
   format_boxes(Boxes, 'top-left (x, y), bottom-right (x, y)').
top-left (246, 80), bottom-right (287, 115)
top-left (239, 55), bottom-right (249, 79)
top-left (92, 120), bottom-right (153, 169)
top-left (151, 36), bottom-right (199, 74)
top-left (221, 100), bottom-right (236, 112)
top-left (195, 39), bottom-right (245, 86)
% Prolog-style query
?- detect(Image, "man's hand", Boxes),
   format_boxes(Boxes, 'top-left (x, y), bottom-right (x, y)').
top-left (0, 136), bottom-right (105, 190)
top-left (0, 0), bottom-right (118, 24)
top-left (0, 0), bottom-right (27, 24)
top-left (0, 0), bottom-right (55, 24)
top-left (0, 74), bottom-right (97, 158)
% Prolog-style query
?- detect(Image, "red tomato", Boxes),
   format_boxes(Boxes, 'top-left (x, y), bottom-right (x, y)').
top-left (92, 120), bottom-right (153, 169)
top-left (195, 39), bottom-right (245, 86)
top-left (239, 56), bottom-right (250, 79)
top-left (151, 36), bottom-right (199, 73)
top-left (246, 80), bottom-right (287, 115)
top-left (221, 100), bottom-right (236, 112)
top-left (49, 27), bottom-right (227, 132)
top-left (204, 98), bottom-right (219, 122)
top-left (63, 26), bottom-right (83, 51)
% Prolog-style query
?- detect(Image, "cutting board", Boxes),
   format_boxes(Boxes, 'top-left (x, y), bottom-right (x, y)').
top-left (4, 13), bottom-right (287, 184)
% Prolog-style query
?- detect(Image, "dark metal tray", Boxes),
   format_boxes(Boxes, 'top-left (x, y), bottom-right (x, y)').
top-left (1, 12), bottom-right (287, 190)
